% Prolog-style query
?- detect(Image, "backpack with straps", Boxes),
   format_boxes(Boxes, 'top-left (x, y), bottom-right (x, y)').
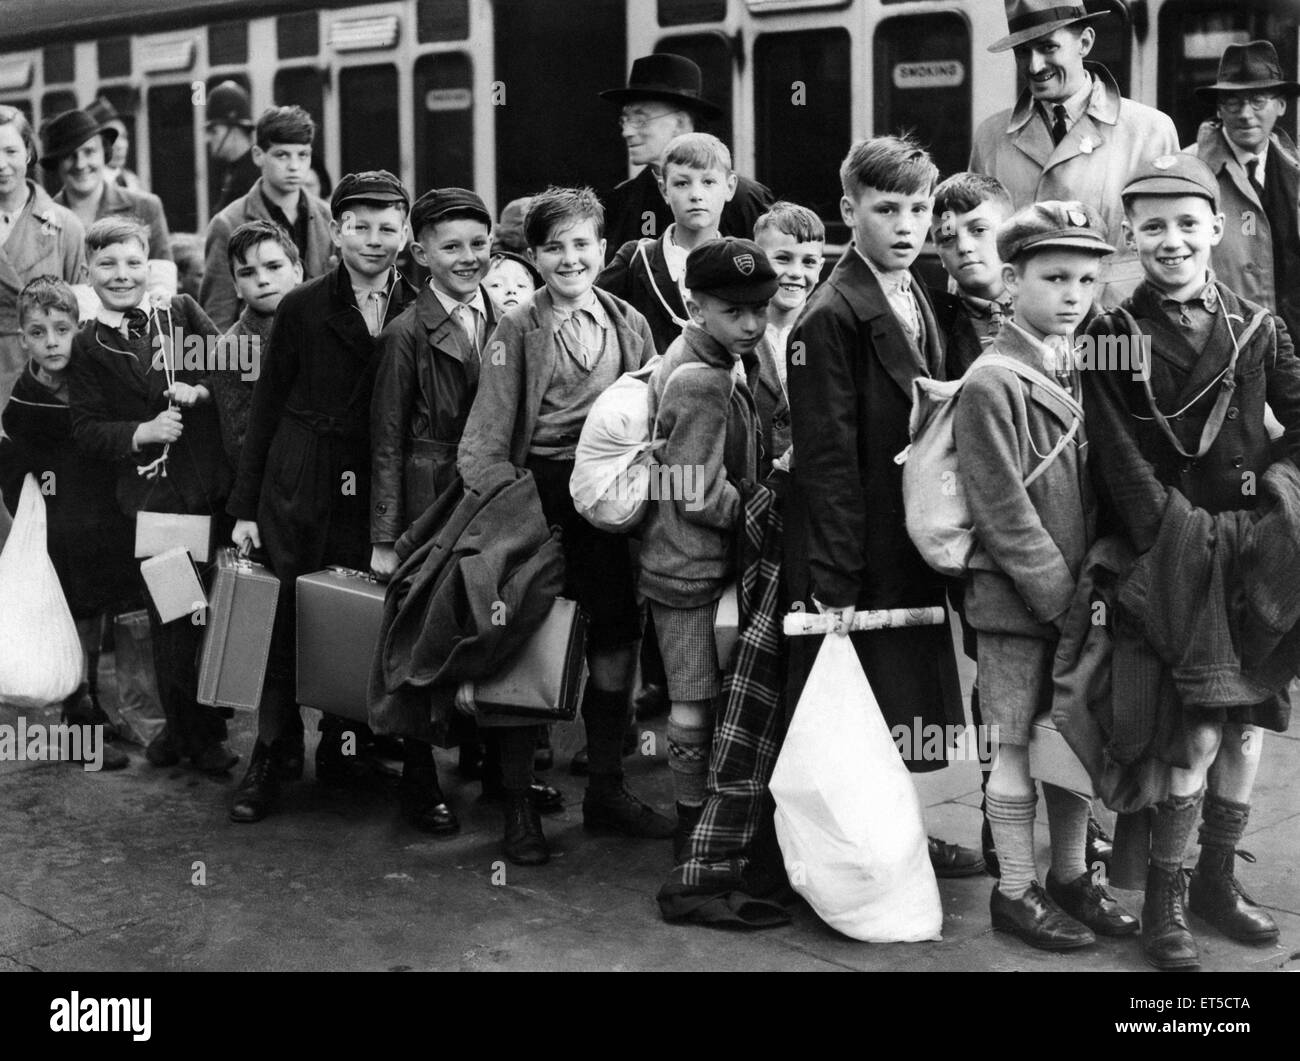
top-left (899, 352), bottom-right (1084, 578)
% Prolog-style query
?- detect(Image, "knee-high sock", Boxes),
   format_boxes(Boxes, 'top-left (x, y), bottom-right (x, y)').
top-left (583, 687), bottom-right (631, 784)
top-left (1198, 792), bottom-right (1249, 854)
top-left (986, 789), bottom-right (1038, 900)
top-left (1043, 782), bottom-right (1089, 883)
top-left (667, 716), bottom-right (712, 808)
top-left (1149, 789), bottom-right (1204, 873)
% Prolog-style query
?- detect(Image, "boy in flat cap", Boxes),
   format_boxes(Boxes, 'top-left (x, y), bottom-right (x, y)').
top-left (227, 171), bottom-right (417, 824)
top-left (1185, 40), bottom-right (1300, 343)
top-left (1084, 153), bottom-right (1300, 969)
top-left (971, 0), bottom-right (1178, 307)
top-left (638, 236), bottom-right (772, 852)
top-left (957, 200), bottom-right (1137, 952)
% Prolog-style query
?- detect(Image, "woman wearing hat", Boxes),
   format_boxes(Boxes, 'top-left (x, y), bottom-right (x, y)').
top-left (0, 105), bottom-right (86, 415)
top-left (85, 96), bottom-right (142, 193)
top-left (1185, 40), bottom-right (1300, 343)
top-left (42, 109), bottom-right (171, 263)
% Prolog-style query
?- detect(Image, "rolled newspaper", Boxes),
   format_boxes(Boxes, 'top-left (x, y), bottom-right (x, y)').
top-left (783, 606), bottom-right (945, 636)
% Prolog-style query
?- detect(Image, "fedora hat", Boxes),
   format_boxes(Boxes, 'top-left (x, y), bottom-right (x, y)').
top-left (1196, 40), bottom-right (1300, 99)
top-left (988, 0), bottom-right (1111, 54)
top-left (599, 53), bottom-right (722, 120)
top-left (38, 109), bottom-right (118, 170)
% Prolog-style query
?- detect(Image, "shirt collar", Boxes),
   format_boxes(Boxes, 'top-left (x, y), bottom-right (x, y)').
top-left (96, 293), bottom-right (151, 332)
top-left (430, 282), bottom-right (487, 322)
top-left (1155, 270), bottom-right (1219, 314)
top-left (960, 289), bottom-right (1013, 320)
top-left (551, 289), bottom-right (606, 327)
top-left (351, 267), bottom-right (396, 301)
top-left (856, 245), bottom-right (912, 295)
top-left (1040, 75), bottom-right (1094, 129)
top-left (1227, 138), bottom-right (1268, 176)
top-left (662, 224), bottom-right (690, 282)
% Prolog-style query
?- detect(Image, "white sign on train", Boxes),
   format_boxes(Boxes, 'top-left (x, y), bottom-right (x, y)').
top-left (892, 61), bottom-right (966, 90)
top-left (425, 88), bottom-right (473, 112)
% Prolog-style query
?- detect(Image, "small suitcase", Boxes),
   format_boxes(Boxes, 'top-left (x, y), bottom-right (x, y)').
top-left (475, 598), bottom-right (589, 722)
top-left (140, 546), bottom-right (206, 624)
top-left (135, 512), bottom-right (213, 563)
top-left (296, 566), bottom-right (386, 724)
top-left (1028, 716), bottom-right (1095, 797)
top-left (198, 548), bottom-right (280, 710)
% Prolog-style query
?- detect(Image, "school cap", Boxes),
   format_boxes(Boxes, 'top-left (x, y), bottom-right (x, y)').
top-left (1121, 154), bottom-right (1219, 209)
top-left (996, 200), bottom-right (1115, 262)
top-left (410, 187), bottom-right (491, 236)
top-left (685, 237), bottom-right (778, 303)
top-left (490, 249), bottom-right (544, 289)
top-left (330, 170), bottom-right (409, 216)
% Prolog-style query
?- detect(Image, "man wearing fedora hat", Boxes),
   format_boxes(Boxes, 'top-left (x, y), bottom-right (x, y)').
top-left (599, 54), bottom-right (773, 262)
top-left (1185, 40), bottom-right (1300, 343)
top-left (206, 80), bottom-right (258, 214)
top-left (41, 109), bottom-right (171, 262)
top-left (971, 0), bottom-right (1179, 307)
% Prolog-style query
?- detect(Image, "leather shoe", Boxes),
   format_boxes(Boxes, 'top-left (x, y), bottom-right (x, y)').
top-left (191, 742), bottom-right (239, 776)
top-left (1189, 846), bottom-right (1279, 944)
top-left (982, 817), bottom-right (1000, 878)
top-left (503, 793), bottom-right (549, 865)
top-left (568, 746), bottom-right (590, 777)
top-left (1086, 814), bottom-right (1114, 872)
top-left (1046, 870), bottom-right (1139, 936)
top-left (1141, 865), bottom-right (1201, 971)
top-left (480, 778), bottom-right (564, 814)
top-left (929, 835), bottom-right (985, 878)
top-left (399, 764), bottom-right (460, 835)
top-left (583, 781), bottom-right (674, 839)
top-left (145, 727), bottom-right (181, 767)
top-left (991, 882), bottom-right (1095, 951)
top-left (230, 742), bottom-right (280, 823)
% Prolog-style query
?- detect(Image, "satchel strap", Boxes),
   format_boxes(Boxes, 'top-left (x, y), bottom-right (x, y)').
top-left (636, 239), bottom-right (691, 331)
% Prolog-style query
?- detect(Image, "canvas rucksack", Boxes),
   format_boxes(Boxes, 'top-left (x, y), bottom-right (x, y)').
top-left (898, 353), bottom-right (1083, 577)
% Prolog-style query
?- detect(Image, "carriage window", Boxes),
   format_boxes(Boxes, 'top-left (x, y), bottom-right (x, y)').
top-left (656, 32), bottom-right (733, 149)
top-left (209, 22), bottom-right (249, 68)
top-left (98, 38), bottom-right (131, 80)
top-left (274, 67), bottom-right (325, 160)
top-left (874, 14), bottom-right (971, 182)
top-left (277, 12), bottom-right (319, 60)
top-left (417, 0), bottom-right (470, 43)
top-left (147, 82), bottom-right (197, 233)
top-left (414, 53), bottom-right (474, 194)
top-left (41, 90), bottom-right (76, 121)
top-left (755, 28), bottom-right (850, 244)
top-left (493, 0), bottom-right (626, 208)
top-left (43, 44), bottom-right (74, 84)
top-left (1084, 1), bottom-right (1132, 98)
top-left (1160, 0), bottom-right (1299, 146)
top-left (658, 0), bottom-right (726, 26)
top-left (339, 66), bottom-right (400, 178)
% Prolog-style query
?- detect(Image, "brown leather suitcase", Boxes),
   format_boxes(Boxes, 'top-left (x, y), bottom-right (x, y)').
top-left (295, 567), bottom-right (385, 723)
top-left (475, 598), bottom-right (589, 722)
top-left (198, 547), bottom-right (279, 710)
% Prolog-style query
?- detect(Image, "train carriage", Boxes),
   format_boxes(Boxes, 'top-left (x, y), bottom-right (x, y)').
top-left (0, 0), bottom-right (1297, 249)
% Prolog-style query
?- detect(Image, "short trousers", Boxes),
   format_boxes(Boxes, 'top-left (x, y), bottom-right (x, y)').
top-left (975, 631), bottom-right (1055, 747)
top-left (649, 599), bottom-right (722, 703)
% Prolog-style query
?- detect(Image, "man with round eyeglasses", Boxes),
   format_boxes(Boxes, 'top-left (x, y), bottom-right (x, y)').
top-left (1185, 40), bottom-right (1300, 342)
top-left (598, 54), bottom-right (774, 262)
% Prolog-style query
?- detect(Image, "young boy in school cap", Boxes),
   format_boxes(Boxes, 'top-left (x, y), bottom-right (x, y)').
top-left (1083, 153), bottom-right (1300, 969)
top-left (227, 170), bottom-right (418, 823)
top-left (957, 201), bottom-right (1138, 951)
top-left (639, 236), bottom-right (774, 853)
top-left (785, 134), bottom-right (983, 877)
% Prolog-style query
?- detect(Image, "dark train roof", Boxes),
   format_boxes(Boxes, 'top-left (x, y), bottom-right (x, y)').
top-left (0, 0), bottom-right (365, 50)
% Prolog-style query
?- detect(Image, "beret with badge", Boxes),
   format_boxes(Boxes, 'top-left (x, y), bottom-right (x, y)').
top-left (685, 237), bottom-right (778, 303)
top-left (996, 200), bottom-right (1116, 263)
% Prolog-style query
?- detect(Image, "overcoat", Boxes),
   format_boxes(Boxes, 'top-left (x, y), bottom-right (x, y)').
top-left (970, 64), bottom-right (1179, 307)
top-left (370, 283), bottom-right (498, 543)
top-left (55, 179), bottom-right (172, 261)
top-left (226, 263), bottom-right (416, 581)
top-left (1185, 121), bottom-right (1300, 343)
top-left (784, 248), bottom-right (965, 764)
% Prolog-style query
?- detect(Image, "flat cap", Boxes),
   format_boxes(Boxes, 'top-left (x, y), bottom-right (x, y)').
top-left (685, 237), bottom-right (778, 302)
top-left (996, 200), bottom-right (1115, 262)
top-left (1121, 153), bottom-right (1219, 209)
top-left (330, 169), bottom-right (409, 217)
top-left (410, 187), bottom-right (491, 236)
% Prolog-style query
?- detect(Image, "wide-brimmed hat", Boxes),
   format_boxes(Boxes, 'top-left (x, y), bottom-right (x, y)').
top-left (39, 109), bottom-right (118, 169)
top-left (599, 54), bottom-right (722, 120)
top-left (1196, 40), bottom-right (1300, 100)
top-left (988, 0), bottom-right (1111, 54)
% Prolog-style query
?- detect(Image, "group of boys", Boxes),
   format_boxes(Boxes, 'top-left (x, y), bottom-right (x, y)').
top-left (1, 18), bottom-right (1293, 972)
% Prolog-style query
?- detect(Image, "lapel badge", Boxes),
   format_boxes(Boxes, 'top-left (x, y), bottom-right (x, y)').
top-left (733, 253), bottom-right (755, 275)
top-left (1079, 137), bottom-right (1095, 154)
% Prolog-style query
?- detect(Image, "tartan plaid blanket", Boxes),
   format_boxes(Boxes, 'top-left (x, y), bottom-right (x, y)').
top-left (670, 480), bottom-right (786, 888)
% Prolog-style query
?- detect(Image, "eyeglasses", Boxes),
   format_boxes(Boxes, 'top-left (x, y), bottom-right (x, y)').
top-left (617, 109), bottom-right (683, 131)
top-left (1219, 94), bottom-right (1281, 114)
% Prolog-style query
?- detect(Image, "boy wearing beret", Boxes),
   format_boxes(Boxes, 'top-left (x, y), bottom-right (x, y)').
top-left (1083, 154), bottom-right (1300, 969)
top-left (957, 201), bottom-right (1137, 951)
top-left (639, 236), bottom-right (772, 852)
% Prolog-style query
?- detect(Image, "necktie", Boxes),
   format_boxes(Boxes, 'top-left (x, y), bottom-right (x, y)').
top-left (1246, 159), bottom-right (1266, 203)
top-left (559, 310), bottom-right (600, 370)
top-left (453, 303), bottom-right (480, 355)
top-left (1051, 104), bottom-right (1069, 146)
top-left (360, 291), bottom-right (384, 337)
top-left (123, 308), bottom-right (149, 340)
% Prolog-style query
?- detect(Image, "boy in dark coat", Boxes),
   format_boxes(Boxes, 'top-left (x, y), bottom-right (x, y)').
top-left (785, 134), bottom-right (982, 877)
top-left (1, 276), bottom-right (133, 769)
top-left (68, 217), bottom-right (235, 774)
top-left (227, 171), bottom-right (417, 823)
top-left (957, 201), bottom-right (1137, 951)
top-left (1083, 154), bottom-right (1300, 969)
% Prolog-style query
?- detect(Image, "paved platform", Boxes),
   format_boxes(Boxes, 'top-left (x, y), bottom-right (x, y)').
top-left (1, 637), bottom-right (1296, 973)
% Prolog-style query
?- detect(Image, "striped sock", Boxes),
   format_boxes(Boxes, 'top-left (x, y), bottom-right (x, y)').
top-left (666, 718), bottom-right (712, 808)
top-left (987, 789), bottom-right (1038, 900)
